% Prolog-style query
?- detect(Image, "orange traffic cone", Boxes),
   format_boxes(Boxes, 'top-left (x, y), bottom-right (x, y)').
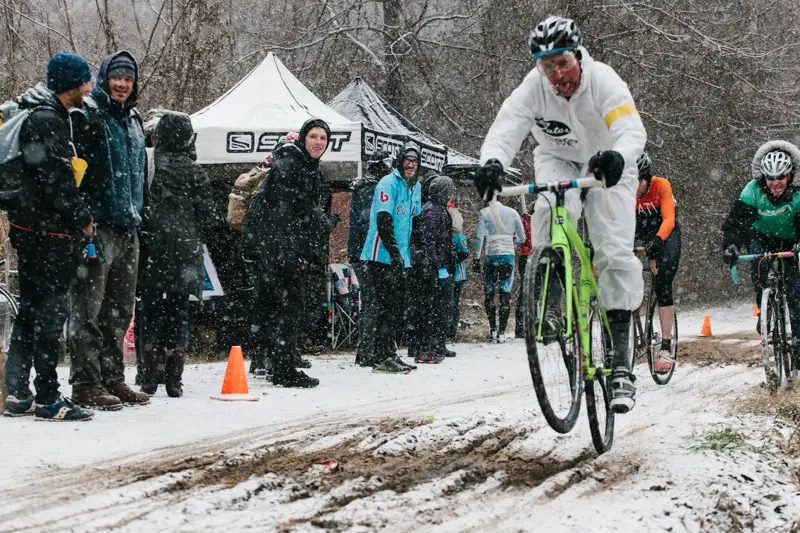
top-left (753, 303), bottom-right (760, 316)
top-left (699, 315), bottom-right (712, 337)
top-left (210, 346), bottom-right (260, 401)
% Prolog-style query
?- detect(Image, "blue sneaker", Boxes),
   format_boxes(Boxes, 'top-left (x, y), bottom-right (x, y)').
top-left (34, 397), bottom-right (94, 422)
top-left (3, 395), bottom-right (35, 417)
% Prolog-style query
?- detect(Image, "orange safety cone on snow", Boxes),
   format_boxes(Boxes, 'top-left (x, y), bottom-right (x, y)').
top-left (699, 315), bottom-right (712, 337)
top-left (753, 303), bottom-right (760, 316)
top-left (210, 346), bottom-right (260, 402)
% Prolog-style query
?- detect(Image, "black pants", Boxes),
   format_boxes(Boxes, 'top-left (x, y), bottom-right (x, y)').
top-left (138, 288), bottom-right (189, 385)
top-left (370, 262), bottom-right (402, 358)
top-left (450, 280), bottom-right (464, 339)
top-left (300, 263), bottom-right (328, 347)
top-left (431, 275), bottom-right (454, 349)
top-left (354, 261), bottom-right (377, 364)
top-left (515, 254), bottom-right (529, 336)
top-left (5, 229), bottom-right (75, 404)
top-left (750, 232), bottom-right (800, 336)
top-left (247, 262), bottom-right (304, 377)
top-left (652, 229), bottom-right (681, 307)
top-left (405, 264), bottom-right (431, 354)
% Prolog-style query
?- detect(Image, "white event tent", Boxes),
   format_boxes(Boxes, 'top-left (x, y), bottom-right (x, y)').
top-left (191, 53), bottom-right (361, 165)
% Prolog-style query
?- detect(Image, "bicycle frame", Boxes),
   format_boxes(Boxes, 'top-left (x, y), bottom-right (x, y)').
top-left (498, 179), bottom-right (612, 381)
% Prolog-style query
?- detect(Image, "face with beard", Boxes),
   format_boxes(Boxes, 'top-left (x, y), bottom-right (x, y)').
top-left (58, 81), bottom-right (92, 109)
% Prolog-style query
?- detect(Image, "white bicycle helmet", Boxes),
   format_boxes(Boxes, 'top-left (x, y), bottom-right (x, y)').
top-left (529, 16), bottom-right (583, 59)
top-left (760, 149), bottom-right (793, 178)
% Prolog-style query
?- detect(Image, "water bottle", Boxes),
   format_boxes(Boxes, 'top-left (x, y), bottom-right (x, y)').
top-left (83, 234), bottom-right (97, 260)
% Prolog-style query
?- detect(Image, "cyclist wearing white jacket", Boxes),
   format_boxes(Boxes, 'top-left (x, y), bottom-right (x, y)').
top-left (474, 16), bottom-right (647, 414)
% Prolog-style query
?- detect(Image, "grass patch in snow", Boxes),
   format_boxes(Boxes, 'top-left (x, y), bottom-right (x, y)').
top-left (738, 381), bottom-right (800, 423)
top-left (698, 428), bottom-right (750, 451)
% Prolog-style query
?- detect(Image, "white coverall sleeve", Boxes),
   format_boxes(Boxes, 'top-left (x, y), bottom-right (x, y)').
top-left (595, 64), bottom-right (647, 168)
top-left (473, 210), bottom-right (487, 260)
top-left (479, 71), bottom-right (540, 169)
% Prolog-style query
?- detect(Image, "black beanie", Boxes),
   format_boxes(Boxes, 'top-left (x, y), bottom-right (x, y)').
top-left (107, 54), bottom-right (137, 81)
top-left (298, 118), bottom-right (331, 157)
top-left (46, 52), bottom-right (92, 94)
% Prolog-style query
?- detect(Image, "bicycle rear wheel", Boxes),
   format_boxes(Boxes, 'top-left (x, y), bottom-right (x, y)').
top-left (524, 243), bottom-right (582, 434)
top-left (761, 289), bottom-right (787, 390)
top-left (646, 297), bottom-right (678, 385)
top-left (585, 300), bottom-right (615, 454)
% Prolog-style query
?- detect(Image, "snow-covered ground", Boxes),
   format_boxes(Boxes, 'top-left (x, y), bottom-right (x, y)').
top-left (1, 302), bottom-right (797, 532)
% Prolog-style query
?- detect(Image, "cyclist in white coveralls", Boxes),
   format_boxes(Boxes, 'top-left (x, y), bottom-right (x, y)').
top-left (474, 16), bottom-right (646, 413)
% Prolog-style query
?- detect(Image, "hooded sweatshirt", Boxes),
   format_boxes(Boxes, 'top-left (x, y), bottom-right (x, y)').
top-left (138, 112), bottom-right (214, 297)
top-left (71, 51), bottom-right (146, 231)
top-left (241, 119), bottom-right (331, 265)
top-left (421, 176), bottom-right (455, 271)
top-left (8, 83), bottom-right (93, 234)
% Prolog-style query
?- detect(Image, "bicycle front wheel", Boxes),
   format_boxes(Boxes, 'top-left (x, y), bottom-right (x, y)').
top-left (585, 300), bottom-right (615, 454)
top-left (524, 243), bottom-right (582, 434)
top-left (761, 289), bottom-right (787, 390)
top-left (646, 298), bottom-right (678, 385)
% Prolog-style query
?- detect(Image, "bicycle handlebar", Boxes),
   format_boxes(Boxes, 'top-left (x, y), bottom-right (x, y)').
top-left (729, 252), bottom-right (797, 285)
top-left (489, 169), bottom-right (616, 231)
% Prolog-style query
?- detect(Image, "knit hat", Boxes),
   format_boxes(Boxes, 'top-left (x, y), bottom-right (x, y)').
top-left (107, 54), bottom-right (137, 80)
top-left (46, 52), bottom-right (92, 94)
top-left (395, 141), bottom-right (420, 168)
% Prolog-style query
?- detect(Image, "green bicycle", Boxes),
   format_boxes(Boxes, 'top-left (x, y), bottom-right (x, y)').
top-left (495, 177), bottom-right (615, 454)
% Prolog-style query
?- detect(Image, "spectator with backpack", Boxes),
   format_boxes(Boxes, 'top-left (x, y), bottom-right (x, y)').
top-left (351, 152), bottom-right (391, 366)
top-left (2, 53), bottom-right (95, 421)
top-left (240, 119), bottom-right (330, 388)
top-left (68, 51), bottom-right (151, 410)
top-left (136, 111), bottom-right (215, 398)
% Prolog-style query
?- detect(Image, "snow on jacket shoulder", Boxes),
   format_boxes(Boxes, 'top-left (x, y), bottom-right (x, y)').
top-left (479, 48), bottom-right (646, 173)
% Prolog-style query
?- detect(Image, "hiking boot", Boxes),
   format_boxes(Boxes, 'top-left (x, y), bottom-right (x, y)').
top-left (272, 368), bottom-right (320, 388)
top-left (609, 368), bottom-right (636, 414)
top-left (497, 333), bottom-right (507, 344)
top-left (34, 397), bottom-right (94, 422)
top-left (654, 348), bottom-right (675, 374)
top-left (3, 395), bottom-right (35, 417)
top-left (140, 382), bottom-right (158, 396)
top-left (391, 355), bottom-right (416, 371)
top-left (72, 385), bottom-right (123, 411)
top-left (107, 383), bottom-right (151, 406)
top-left (415, 352), bottom-right (443, 364)
top-left (435, 346), bottom-right (456, 358)
top-left (165, 382), bottom-right (183, 398)
top-left (372, 358), bottom-right (411, 374)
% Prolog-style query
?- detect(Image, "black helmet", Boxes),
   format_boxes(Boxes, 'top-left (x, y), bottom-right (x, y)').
top-left (637, 151), bottom-right (652, 181)
top-left (529, 16), bottom-right (583, 59)
top-left (367, 150), bottom-right (392, 174)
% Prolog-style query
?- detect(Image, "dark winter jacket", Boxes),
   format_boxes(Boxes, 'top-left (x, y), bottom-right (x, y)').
top-left (8, 83), bottom-right (92, 235)
top-left (348, 174), bottom-right (379, 263)
top-left (421, 177), bottom-right (455, 271)
top-left (241, 141), bottom-right (327, 266)
top-left (722, 179), bottom-right (800, 252)
top-left (137, 112), bottom-right (213, 297)
top-left (71, 51), bottom-right (146, 232)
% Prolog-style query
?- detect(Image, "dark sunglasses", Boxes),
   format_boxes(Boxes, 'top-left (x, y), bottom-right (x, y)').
top-left (765, 174), bottom-right (789, 181)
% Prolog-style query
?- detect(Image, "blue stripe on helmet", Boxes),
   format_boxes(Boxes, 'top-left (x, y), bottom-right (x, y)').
top-left (532, 46), bottom-right (573, 60)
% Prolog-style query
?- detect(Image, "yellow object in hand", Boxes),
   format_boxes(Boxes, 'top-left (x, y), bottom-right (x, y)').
top-left (72, 156), bottom-right (88, 187)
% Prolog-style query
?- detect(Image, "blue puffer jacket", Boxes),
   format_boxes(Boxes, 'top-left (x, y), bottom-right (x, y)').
top-left (71, 51), bottom-right (146, 231)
